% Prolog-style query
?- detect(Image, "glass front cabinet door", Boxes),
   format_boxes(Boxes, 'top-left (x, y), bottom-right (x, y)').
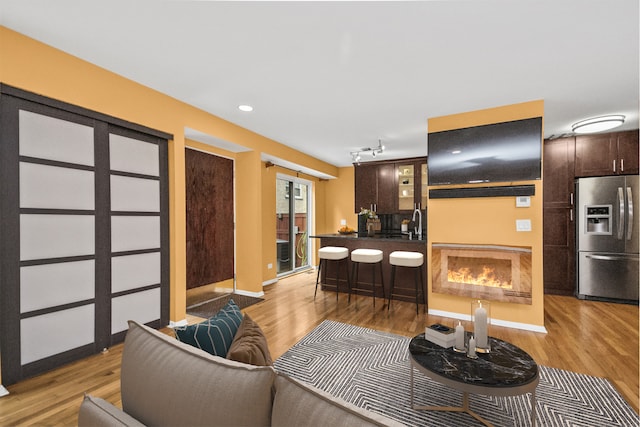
top-left (421, 163), bottom-right (428, 209)
top-left (397, 160), bottom-right (427, 211)
top-left (397, 163), bottom-right (415, 211)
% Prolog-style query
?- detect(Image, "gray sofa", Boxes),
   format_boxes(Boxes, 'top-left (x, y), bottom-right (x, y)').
top-left (78, 320), bottom-right (405, 427)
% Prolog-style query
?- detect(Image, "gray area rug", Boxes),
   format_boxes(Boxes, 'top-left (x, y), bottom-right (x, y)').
top-left (274, 320), bottom-right (639, 427)
top-left (186, 293), bottom-right (263, 318)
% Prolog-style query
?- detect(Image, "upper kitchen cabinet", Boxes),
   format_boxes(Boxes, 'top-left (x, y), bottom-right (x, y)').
top-left (575, 130), bottom-right (639, 177)
top-left (397, 159), bottom-right (428, 211)
top-left (354, 162), bottom-right (395, 214)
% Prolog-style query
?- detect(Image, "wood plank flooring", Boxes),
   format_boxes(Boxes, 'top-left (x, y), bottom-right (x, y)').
top-left (0, 270), bottom-right (637, 425)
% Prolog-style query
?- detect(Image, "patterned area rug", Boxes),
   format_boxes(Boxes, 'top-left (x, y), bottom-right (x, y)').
top-left (186, 293), bottom-right (263, 318)
top-left (274, 320), bottom-right (639, 427)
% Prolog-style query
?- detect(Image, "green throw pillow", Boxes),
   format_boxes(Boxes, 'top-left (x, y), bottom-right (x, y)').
top-left (174, 299), bottom-right (243, 358)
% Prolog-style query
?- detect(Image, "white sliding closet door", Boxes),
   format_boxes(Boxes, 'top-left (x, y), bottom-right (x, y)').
top-left (0, 85), bottom-right (170, 385)
top-left (109, 133), bottom-right (162, 334)
top-left (18, 110), bottom-right (96, 366)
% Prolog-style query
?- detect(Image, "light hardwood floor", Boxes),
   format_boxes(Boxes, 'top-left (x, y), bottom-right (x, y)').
top-left (0, 270), bottom-right (638, 425)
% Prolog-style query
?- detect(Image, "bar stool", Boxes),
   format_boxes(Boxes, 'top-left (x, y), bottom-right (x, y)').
top-left (349, 248), bottom-right (385, 307)
top-left (315, 246), bottom-right (350, 300)
top-left (388, 251), bottom-right (424, 314)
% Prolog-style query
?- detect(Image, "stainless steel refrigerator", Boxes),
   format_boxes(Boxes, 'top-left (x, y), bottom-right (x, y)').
top-left (576, 175), bottom-right (639, 302)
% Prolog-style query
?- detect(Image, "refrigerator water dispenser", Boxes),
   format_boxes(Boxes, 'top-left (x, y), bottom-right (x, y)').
top-left (585, 205), bottom-right (612, 234)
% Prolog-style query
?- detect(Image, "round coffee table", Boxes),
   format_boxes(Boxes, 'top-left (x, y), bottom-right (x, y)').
top-left (409, 332), bottom-right (539, 426)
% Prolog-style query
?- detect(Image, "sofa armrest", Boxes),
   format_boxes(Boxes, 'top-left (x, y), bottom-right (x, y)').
top-left (78, 394), bottom-right (146, 427)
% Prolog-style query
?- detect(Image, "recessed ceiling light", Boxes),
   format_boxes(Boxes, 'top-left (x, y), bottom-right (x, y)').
top-left (238, 105), bottom-right (253, 112)
top-left (571, 115), bottom-right (625, 134)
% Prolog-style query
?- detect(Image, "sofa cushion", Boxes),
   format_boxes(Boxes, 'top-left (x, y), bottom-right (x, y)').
top-left (78, 394), bottom-right (145, 427)
top-left (227, 313), bottom-right (273, 366)
top-left (271, 373), bottom-right (405, 427)
top-left (121, 320), bottom-right (276, 427)
top-left (174, 298), bottom-right (243, 358)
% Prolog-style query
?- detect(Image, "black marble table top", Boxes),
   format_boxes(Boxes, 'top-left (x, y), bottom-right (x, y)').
top-left (409, 333), bottom-right (538, 388)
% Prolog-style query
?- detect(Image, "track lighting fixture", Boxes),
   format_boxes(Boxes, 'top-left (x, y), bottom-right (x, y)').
top-left (350, 139), bottom-right (385, 164)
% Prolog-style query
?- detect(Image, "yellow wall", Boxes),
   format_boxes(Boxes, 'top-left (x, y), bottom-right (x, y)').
top-left (427, 100), bottom-right (545, 330)
top-left (321, 167), bottom-right (358, 234)
top-left (0, 26), bottom-right (341, 321)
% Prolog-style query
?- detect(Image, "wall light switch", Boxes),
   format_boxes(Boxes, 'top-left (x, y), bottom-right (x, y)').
top-left (516, 196), bottom-right (531, 207)
top-left (267, 263), bottom-right (273, 269)
top-left (340, 219), bottom-right (347, 226)
top-left (516, 219), bottom-right (532, 232)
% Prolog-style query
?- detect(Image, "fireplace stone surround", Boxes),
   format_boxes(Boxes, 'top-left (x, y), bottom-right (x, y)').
top-left (432, 243), bottom-right (532, 305)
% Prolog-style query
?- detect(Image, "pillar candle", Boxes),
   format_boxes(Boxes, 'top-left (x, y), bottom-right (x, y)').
top-left (468, 336), bottom-right (476, 358)
top-left (455, 321), bottom-right (465, 350)
top-left (474, 304), bottom-right (488, 349)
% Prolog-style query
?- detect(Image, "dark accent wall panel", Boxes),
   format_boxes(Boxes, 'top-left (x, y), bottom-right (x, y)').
top-left (185, 149), bottom-right (234, 289)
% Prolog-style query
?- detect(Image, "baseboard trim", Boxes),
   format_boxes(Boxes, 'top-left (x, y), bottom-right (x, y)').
top-left (428, 309), bottom-right (548, 334)
top-left (234, 289), bottom-right (265, 298)
top-left (263, 278), bottom-right (278, 287)
top-left (169, 319), bottom-right (188, 328)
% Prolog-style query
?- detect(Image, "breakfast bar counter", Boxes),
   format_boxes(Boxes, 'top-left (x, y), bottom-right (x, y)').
top-left (312, 233), bottom-right (427, 306)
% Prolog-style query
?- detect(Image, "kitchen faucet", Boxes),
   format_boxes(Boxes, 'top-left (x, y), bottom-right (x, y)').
top-left (412, 207), bottom-right (422, 240)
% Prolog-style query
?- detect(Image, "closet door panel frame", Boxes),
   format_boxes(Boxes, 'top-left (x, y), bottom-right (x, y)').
top-left (0, 84), bottom-right (171, 385)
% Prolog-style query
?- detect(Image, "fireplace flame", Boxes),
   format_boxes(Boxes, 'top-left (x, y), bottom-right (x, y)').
top-left (447, 266), bottom-right (512, 289)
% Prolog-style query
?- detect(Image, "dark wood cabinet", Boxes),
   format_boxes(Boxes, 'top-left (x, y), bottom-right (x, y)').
top-left (543, 137), bottom-right (576, 295)
top-left (575, 130), bottom-right (639, 177)
top-left (354, 162), bottom-right (395, 214)
top-left (617, 130), bottom-right (639, 174)
top-left (354, 157), bottom-right (427, 214)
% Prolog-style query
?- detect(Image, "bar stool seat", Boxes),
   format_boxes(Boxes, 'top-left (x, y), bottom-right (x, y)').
top-left (315, 246), bottom-right (350, 300)
top-left (388, 251), bottom-right (425, 314)
top-left (319, 246), bottom-right (349, 260)
top-left (389, 251), bottom-right (423, 267)
top-left (349, 248), bottom-right (385, 306)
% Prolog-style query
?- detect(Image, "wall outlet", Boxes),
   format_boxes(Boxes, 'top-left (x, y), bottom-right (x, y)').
top-left (516, 219), bottom-right (532, 232)
top-left (267, 263), bottom-right (273, 269)
top-left (340, 219), bottom-right (347, 226)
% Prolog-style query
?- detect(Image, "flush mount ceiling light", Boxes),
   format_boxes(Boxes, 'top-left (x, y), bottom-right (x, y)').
top-left (571, 115), bottom-right (625, 134)
top-left (238, 104), bottom-right (253, 112)
top-left (350, 139), bottom-right (385, 164)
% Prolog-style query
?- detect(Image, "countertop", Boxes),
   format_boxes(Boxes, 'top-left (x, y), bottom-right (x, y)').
top-left (311, 232), bottom-right (426, 244)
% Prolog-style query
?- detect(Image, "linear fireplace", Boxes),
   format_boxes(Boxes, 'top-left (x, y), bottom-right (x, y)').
top-left (432, 243), bottom-right (532, 305)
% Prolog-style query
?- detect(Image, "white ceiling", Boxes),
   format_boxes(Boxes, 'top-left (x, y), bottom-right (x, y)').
top-left (1, 0), bottom-right (638, 169)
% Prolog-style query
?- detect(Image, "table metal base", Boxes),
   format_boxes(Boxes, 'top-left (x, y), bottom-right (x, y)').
top-left (410, 361), bottom-right (536, 426)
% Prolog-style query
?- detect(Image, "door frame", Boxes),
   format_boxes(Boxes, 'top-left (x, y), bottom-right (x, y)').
top-left (276, 173), bottom-right (313, 276)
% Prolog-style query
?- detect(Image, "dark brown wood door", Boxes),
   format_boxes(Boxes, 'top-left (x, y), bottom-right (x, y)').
top-left (617, 130), bottom-right (639, 175)
top-left (543, 137), bottom-right (576, 295)
top-left (185, 149), bottom-right (234, 289)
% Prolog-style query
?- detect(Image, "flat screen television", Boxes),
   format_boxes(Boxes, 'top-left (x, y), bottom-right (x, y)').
top-left (427, 117), bottom-right (542, 186)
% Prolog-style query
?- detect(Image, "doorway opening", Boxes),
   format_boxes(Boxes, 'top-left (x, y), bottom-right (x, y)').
top-left (276, 174), bottom-right (312, 276)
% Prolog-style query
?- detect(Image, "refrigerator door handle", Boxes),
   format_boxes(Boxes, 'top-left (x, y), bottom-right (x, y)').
top-left (586, 254), bottom-right (639, 261)
top-left (617, 187), bottom-right (625, 239)
top-left (627, 186), bottom-right (634, 241)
